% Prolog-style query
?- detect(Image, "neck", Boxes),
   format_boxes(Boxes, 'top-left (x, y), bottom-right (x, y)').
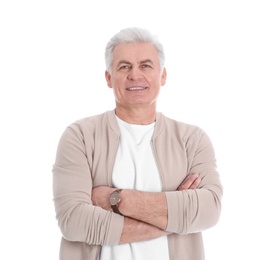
top-left (115, 105), bottom-right (156, 125)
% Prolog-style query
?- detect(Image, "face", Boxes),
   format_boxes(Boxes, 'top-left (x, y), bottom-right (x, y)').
top-left (105, 42), bottom-right (167, 110)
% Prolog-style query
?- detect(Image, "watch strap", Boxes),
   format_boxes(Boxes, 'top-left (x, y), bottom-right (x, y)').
top-left (112, 204), bottom-right (122, 215)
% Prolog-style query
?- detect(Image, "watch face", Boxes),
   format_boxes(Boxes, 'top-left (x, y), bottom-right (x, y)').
top-left (110, 191), bottom-right (120, 206)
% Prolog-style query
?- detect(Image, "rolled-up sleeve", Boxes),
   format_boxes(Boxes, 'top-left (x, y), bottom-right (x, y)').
top-left (53, 126), bottom-right (124, 245)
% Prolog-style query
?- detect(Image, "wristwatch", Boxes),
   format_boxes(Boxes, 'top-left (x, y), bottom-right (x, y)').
top-left (109, 189), bottom-right (123, 214)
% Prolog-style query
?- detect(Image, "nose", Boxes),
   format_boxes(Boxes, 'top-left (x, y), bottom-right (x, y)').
top-left (127, 67), bottom-right (142, 81)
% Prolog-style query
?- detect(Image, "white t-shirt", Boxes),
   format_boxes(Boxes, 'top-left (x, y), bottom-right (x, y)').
top-left (99, 116), bottom-right (170, 260)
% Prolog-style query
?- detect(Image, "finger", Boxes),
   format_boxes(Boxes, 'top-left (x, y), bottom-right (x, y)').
top-left (181, 173), bottom-right (199, 188)
top-left (188, 176), bottom-right (201, 189)
top-left (178, 173), bottom-right (199, 191)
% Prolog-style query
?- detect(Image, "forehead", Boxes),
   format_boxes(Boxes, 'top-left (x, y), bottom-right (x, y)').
top-left (112, 42), bottom-right (159, 64)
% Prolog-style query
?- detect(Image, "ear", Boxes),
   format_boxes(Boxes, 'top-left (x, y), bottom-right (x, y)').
top-left (161, 68), bottom-right (167, 86)
top-left (105, 70), bottom-right (113, 88)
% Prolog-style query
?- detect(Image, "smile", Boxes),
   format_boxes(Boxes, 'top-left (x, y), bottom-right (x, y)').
top-left (126, 87), bottom-right (147, 91)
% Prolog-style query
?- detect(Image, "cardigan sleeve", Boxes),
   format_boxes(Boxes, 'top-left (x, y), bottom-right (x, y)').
top-left (52, 126), bottom-right (124, 245)
top-left (165, 129), bottom-right (223, 234)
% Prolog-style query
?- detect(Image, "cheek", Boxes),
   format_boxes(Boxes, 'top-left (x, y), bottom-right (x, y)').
top-left (150, 75), bottom-right (163, 86)
top-left (112, 79), bottom-right (125, 97)
top-left (112, 75), bottom-right (125, 86)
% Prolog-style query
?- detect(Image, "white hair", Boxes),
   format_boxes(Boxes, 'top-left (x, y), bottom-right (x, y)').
top-left (105, 27), bottom-right (165, 73)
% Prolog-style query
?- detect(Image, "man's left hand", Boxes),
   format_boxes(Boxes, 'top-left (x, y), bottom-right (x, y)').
top-left (92, 186), bottom-right (115, 210)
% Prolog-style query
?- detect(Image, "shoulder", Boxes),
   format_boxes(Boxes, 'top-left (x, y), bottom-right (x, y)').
top-left (159, 113), bottom-right (214, 151)
top-left (158, 113), bottom-right (205, 139)
top-left (56, 111), bottom-right (112, 144)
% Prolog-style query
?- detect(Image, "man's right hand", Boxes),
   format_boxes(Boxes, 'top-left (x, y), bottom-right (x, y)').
top-left (177, 173), bottom-right (201, 191)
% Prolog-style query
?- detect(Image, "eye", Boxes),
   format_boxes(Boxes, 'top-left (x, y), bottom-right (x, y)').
top-left (141, 64), bottom-right (152, 69)
top-left (118, 65), bottom-right (131, 70)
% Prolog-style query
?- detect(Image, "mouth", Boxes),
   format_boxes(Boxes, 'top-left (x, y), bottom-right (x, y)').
top-left (126, 87), bottom-right (147, 91)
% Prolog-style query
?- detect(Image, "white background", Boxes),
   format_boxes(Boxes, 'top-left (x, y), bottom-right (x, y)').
top-left (0, 1), bottom-right (269, 259)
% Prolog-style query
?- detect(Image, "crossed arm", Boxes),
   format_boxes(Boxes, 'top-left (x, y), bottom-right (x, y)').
top-left (92, 173), bottom-right (201, 244)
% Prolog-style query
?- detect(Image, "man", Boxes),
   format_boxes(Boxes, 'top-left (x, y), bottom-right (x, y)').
top-left (53, 27), bottom-right (223, 260)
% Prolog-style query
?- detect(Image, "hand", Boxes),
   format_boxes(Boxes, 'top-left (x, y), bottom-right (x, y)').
top-left (92, 186), bottom-right (115, 211)
top-left (177, 173), bottom-right (201, 191)
top-left (92, 173), bottom-right (201, 211)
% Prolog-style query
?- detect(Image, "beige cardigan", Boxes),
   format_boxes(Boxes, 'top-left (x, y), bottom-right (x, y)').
top-left (53, 110), bottom-right (223, 260)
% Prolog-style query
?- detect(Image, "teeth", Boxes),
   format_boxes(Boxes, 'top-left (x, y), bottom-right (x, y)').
top-left (127, 87), bottom-right (146, 91)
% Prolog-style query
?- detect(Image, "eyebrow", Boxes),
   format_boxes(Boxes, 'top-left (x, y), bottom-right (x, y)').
top-left (117, 59), bottom-right (154, 67)
top-left (139, 59), bottom-right (154, 65)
